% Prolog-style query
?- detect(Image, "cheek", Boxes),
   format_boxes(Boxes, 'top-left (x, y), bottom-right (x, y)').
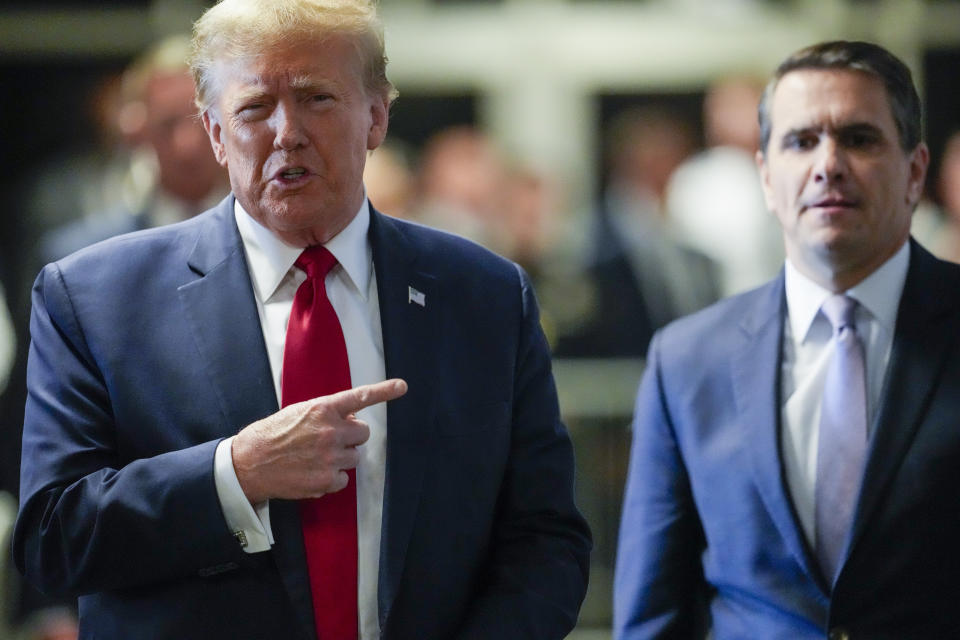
top-left (764, 158), bottom-right (807, 210)
top-left (330, 131), bottom-right (370, 179)
top-left (771, 175), bottom-right (800, 210)
top-left (224, 148), bottom-right (263, 192)
top-left (861, 166), bottom-right (899, 212)
top-left (227, 133), bottom-right (264, 173)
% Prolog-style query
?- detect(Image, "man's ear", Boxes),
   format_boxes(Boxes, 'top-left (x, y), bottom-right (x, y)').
top-left (366, 94), bottom-right (390, 151)
top-left (202, 109), bottom-right (228, 167)
top-left (906, 142), bottom-right (930, 209)
top-left (755, 149), bottom-right (776, 214)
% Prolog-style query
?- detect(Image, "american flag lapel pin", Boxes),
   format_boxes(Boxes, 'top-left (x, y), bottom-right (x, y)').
top-left (408, 286), bottom-right (426, 307)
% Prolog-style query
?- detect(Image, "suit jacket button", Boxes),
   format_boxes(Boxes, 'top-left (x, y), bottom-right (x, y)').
top-left (828, 628), bottom-right (850, 640)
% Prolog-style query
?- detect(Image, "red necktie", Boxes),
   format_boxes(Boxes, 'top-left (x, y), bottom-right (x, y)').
top-left (281, 246), bottom-right (358, 639)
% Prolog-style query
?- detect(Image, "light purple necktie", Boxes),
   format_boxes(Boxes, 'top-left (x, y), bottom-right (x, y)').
top-left (815, 294), bottom-right (868, 585)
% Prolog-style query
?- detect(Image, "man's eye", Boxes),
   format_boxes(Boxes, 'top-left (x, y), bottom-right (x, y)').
top-left (841, 131), bottom-right (878, 148)
top-left (309, 94), bottom-right (331, 104)
top-left (785, 135), bottom-right (817, 151)
top-left (236, 104), bottom-right (268, 121)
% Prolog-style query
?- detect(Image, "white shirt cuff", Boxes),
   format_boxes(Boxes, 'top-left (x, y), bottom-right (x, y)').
top-left (213, 437), bottom-right (274, 553)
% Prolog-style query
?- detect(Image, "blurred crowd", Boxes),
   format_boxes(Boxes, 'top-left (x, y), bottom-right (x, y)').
top-left (4, 34), bottom-right (960, 640)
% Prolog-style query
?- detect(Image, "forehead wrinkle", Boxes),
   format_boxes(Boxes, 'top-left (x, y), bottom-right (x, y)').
top-left (233, 81), bottom-right (269, 99)
top-left (219, 66), bottom-right (270, 93)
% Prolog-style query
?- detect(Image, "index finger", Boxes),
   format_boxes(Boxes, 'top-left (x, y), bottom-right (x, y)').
top-left (328, 378), bottom-right (408, 416)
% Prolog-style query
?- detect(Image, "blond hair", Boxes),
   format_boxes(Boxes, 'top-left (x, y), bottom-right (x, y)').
top-left (189, 0), bottom-right (397, 111)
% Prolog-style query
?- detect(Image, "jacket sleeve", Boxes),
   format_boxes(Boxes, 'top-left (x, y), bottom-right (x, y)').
top-left (12, 264), bottom-right (250, 597)
top-left (454, 266), bottom-right (592, 639)
top-left (613, 330), bottom-right (710, 639)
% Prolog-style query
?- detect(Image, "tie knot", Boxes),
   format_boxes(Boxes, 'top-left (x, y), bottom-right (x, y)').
top-left (296, 246), bottom-right (338, 280)
top-left (821, 294), bottom-right (858, 334)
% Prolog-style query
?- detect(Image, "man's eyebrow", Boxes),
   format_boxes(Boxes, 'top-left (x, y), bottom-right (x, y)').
top-left (779, 125), bottom-right (820, 144)
top-left (782, 125), bottom-right (818, 137)
top-left (289, 74), bottom-right (338, 93)
top-left (225, 76), bottom-right (271, 106)
top-left (779, 121), bottom-right (885, 142)
top-left (835, 122), bottom-right (884, 137)
top-left (231, 87), bottom-right (269, 103)
top-left (290, 74), bottom-right (319, 90)
top-left (233, 73), bottom-right (269, 89)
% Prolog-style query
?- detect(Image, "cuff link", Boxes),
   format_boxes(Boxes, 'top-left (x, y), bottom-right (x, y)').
top-left (233, 529), bottom-right (248, 548)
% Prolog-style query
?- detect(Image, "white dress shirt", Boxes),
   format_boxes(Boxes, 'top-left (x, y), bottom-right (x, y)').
top-left (213, 198), bottom-right (387, 639)
top-left (780, 241), bottom-right (909, 547)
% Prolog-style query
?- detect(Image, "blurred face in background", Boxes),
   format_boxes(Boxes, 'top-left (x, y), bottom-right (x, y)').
top-left (758, 68), bottom-right (927, 290)
top-left (937, 132), bottom-right (960, 222)
top-left (143, 70), bottom-right (225, 204)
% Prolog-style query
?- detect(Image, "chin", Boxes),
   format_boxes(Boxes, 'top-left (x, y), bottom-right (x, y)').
top-left (262, 199), bottom-right (318, 226)
top-left (819, 233), bottom-right (858, 256)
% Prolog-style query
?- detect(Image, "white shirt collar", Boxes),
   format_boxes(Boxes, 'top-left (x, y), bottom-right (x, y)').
top-left (234, 196), bottom-right (373, 303)
top-left (785, 240), bottom-right (910, 343)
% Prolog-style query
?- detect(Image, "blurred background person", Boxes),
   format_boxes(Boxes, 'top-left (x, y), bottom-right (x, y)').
top-left (39, 34), bottom-right (228, 263)
top-left (20, 73), bottom-right (131, 257)
top-left (409, 125), bottom-right (508, 249)
top-left (497, 165), bottom-right (563, 278)
top-left (912, 129), bottom-right (960, 263)
top-left (363, 139), bottom-right (417, 220)
top-left (553, 107), bottom-right (720, 358)
top-left (596, 106), bottom-right (697, 260)
top-left (666, 76), bottom-right (785, 296)
top-left (491, 163), bottom-right (577, 350)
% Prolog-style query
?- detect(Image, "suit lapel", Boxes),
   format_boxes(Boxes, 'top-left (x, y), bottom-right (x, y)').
top-left (731, 274), bottom-right (825, 589)
top-left (368, 210), bottom-right (439, 630)
top-left (177, 197), bottom-right (316, 640)
top-left (846, 242), bottom-right (959, 558)
top-left (177, 196), bottom-right (278, 434)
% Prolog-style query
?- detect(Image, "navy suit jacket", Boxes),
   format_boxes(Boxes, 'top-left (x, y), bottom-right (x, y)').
top-left (614, 240), bottom-right (960, 639)
top-left (13, 196), bottom-right (591, 639)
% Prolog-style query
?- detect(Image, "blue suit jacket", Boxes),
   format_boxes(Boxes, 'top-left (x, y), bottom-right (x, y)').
top-left (13, 196), bottom-right (591, 639)
top-left (614, 240), bottom-right (960, 639)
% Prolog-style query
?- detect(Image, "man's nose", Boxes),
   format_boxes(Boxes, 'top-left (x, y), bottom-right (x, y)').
top-left (272, 103), bottom-right (308, 151)
top-left (813, 138), bottom-right (847, 184)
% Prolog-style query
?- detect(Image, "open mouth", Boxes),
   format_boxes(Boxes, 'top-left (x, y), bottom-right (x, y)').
top-left (277, 167), bottom-right (307, 180)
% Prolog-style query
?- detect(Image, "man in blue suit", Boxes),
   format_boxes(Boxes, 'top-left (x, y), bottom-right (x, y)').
top-left (614, 41), bottom-right (960, 638)
top-left (12, 1), bottom-right (590, 638)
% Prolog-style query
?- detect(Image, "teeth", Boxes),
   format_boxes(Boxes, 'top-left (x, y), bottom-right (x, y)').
top-left (281, 168), bottom-right (306, 178)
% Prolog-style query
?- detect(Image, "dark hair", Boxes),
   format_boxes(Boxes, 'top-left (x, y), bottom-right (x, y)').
top-left (758, 40), bottom-right (922, 154)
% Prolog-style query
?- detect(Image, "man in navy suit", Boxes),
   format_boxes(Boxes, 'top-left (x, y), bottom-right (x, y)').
top-left (614, 41), bottom-right (960, 638)
top-left (12, 1), bottom-right (590, 638)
